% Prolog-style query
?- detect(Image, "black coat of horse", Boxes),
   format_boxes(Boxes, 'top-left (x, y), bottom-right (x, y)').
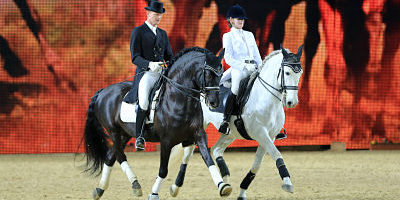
top-left (83, 47), bottom-right (232, 199)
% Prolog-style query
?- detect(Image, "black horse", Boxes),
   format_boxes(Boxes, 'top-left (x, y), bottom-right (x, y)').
top-left (83, 47), bottom-right (232, 199)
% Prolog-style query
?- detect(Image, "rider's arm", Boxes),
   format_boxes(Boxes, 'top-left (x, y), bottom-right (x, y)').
top-left (130, 28), bottom-right (150, 70)
top-left (223, 33), bottom-right (245, 71)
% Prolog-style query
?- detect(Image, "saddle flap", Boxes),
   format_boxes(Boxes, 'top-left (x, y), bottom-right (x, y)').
top-left (120, 89), bottom-right (160, 123)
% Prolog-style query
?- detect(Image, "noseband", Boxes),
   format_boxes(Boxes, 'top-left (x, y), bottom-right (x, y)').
top-left (257, 60), bottom-right (302, 102)
top-left (201, 61), bottom-right (223, 92)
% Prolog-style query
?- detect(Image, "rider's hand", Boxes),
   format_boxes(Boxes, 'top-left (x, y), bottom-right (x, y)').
top-left (148, 62), bottom-right (163, 73)
top-left (244, 63), bottom-right (256, 72)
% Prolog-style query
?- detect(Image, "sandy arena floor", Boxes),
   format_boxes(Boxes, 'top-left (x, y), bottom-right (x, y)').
top-left (1, 150), bottom-right (399, 200)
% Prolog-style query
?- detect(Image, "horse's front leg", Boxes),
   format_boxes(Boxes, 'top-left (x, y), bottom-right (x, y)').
top-left (148, 141), bottom-right (173, 200)
top-left (170, 144), bottom-right (195, 197)
top-left (195, 129), bottom-right (232, 197)
top-left (237, 145), bottom-right (267, 200)
top-left (211, 134), bottom-right (235, 183)
top-left (258, 128), bottom-right (293, 193)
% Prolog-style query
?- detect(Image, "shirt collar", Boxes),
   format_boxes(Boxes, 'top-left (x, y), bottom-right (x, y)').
top-left (231, 27), bottom-right (243, 33)
top-left (145, 21), bottom-right (157, 34)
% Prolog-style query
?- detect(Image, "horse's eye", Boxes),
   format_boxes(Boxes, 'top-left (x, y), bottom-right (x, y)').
top-left (285, 72), bottom-right (290, 75)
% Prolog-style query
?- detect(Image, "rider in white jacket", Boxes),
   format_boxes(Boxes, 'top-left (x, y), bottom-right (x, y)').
top-left (218, 4), bottom-right (262, 134)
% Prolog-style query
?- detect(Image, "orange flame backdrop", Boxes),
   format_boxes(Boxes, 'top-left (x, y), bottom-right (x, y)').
top-left (1, 0), bottom-right (399, 153)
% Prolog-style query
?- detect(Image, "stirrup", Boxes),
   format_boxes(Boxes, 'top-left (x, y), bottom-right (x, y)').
top-left (135, 136), bottom-right (146, 151)
top-left (218, 121), bottom-right (230, 135)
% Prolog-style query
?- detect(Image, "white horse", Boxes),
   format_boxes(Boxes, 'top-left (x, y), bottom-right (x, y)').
top-left (169, 45), bottom-right (304, 200)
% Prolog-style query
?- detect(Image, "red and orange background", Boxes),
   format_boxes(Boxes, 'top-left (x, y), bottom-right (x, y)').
top-left (1, 0), bottom-right (399, 154)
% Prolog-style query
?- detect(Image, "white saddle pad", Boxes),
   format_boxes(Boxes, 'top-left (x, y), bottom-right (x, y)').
top-left (120, 90), bottom-right (159, 123)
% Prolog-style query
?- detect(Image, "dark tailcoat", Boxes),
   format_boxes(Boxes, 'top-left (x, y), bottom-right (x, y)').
top-left (124, 23), bottom-right (173, 103)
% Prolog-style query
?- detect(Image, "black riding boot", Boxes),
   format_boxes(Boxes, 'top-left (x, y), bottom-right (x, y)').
top-left (218, 93), bottom-right (237, 135)
top-left (276, 129), bottom-right (287, 140)
top-left (135, 106), bottom-right (147, 151)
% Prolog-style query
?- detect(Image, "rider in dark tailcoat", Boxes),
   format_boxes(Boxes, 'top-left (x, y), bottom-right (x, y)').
top-left (124, 0), bottom-right (173, 151)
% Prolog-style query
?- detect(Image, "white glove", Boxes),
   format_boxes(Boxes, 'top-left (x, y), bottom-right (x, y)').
top-left (244, 63), bottom-right (256, 72)
top-left (148, 62), bottom-right (163, 73)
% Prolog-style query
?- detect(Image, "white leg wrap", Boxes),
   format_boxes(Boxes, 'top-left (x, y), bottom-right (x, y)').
top-left (99, 164), bottom-right (112, 190)
top-left (182, 145), bottom-right (195, 164)
top-left (120, 161), bottom-right (137, 183)
top-left (152, 176), bottom-right (164, 194)
top-left (208, 165), bottom-right (223, 186)
top-left (239, 188), bottom-right (247, 198)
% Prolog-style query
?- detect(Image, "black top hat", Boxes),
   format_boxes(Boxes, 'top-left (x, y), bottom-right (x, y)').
top-left (226, 4), bottom-right (247, 20)
top-left (145, 0), bottom-right (165, 14)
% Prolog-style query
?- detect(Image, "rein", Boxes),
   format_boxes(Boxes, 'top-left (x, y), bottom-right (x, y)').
top-left (256, 60), bottom-right (301, 102)
top-left (162, 60), bottom-right (223, 102)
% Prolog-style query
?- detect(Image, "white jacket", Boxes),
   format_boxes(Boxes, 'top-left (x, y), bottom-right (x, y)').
top-left (222, 27), bottom-right (262, 71)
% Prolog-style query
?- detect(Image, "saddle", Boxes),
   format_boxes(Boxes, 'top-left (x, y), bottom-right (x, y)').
top-left (211, 71), bottom-right (259, 115)
top-left (210, 71), bottom-right (259, 140)
top-left (120, 75), bottom-right (165, 125)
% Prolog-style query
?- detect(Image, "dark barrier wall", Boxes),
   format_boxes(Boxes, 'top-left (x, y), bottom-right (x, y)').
top-left (1, 0), bottom-right (399, 153)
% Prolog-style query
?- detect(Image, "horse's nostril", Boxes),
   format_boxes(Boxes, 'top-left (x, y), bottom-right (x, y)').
top-left (287, 101), bottom-right (292, 106)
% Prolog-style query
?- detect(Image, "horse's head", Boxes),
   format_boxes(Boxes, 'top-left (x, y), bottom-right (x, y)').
top-left (201, 49), bottom-right (225, 109)
top-left (280, 45), bottom-right (303, 108)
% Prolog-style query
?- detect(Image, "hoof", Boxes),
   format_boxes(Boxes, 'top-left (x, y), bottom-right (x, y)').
top-left (218, 182), bottom-right (232, 197)
top-left (222, 175), bottom-right (230, 183)
top-left (93, 188), bottom-right (104, 200)
top-left (237, 197), bottom-right (247, 200)
top-left (282, 177), bottom-right (293, 193)
top-left (148, 193), bottom-right (160, 200)
top-left (132, 180), bottom-right (143, 197)
top-left (170, 184), bottom-right (180, 197)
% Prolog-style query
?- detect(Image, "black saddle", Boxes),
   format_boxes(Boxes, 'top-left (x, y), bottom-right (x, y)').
top-left (210, 72), bottom-right (259, 140)
top-left (210, 71), bottom-right (259, 116)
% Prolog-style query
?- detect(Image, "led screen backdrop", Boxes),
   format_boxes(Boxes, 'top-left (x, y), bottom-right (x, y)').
top-left (1, 0), bottom-right (399, 153)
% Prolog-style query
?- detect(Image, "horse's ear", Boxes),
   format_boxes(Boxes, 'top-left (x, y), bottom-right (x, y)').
top-left (217, 48), bottom-right (225, 63)
top-left (280, 44), bottom-right (289, 58)
top-left (296, 44), bottom-right (304, 60)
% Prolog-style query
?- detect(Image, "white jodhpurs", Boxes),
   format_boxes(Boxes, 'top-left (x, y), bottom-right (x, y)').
top-left (138, 71), bottom-right (160, 110)
top-left (231, 68), bottom-right (251, 95)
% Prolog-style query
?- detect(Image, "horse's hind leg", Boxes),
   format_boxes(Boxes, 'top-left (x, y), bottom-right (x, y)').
top-left (258, 128), bottom-right (293, 193)
top-left (195, 129), bottom-right (232, 197)
top-left (211, 134), bottom-right (235, 183)
top-left (92, 148), bottom-right (116, 200)
top-left (115, 135), bottom-right (142, 197)
top-left (237, 145), bottom-right (267, 200)
top-left (93, 134), bottom-right (142, 199)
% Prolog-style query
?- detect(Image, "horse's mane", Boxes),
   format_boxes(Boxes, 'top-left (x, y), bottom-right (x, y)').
top-left (168, 47), bottom-right (212, 70)
top-left (260, 48), bottom-right (293, 70)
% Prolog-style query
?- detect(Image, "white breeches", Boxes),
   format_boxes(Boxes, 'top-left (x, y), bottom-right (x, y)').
top-left (231, 68), bottom-right (251, 95)
top-left (138, 71), bottom-right (160, 110)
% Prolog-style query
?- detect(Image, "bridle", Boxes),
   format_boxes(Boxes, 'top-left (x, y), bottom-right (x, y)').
top-left (163, 60), bottom-right (223, 102)
top-left (257, 58), bottom-right (302, 102)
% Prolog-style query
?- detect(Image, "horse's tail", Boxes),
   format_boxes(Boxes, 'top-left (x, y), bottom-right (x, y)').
top-left (84, 89), bottom-right (108, 176)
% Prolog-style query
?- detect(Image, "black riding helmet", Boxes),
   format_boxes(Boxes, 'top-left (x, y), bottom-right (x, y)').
top-left (226, 4), bottom-right (248, 20)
